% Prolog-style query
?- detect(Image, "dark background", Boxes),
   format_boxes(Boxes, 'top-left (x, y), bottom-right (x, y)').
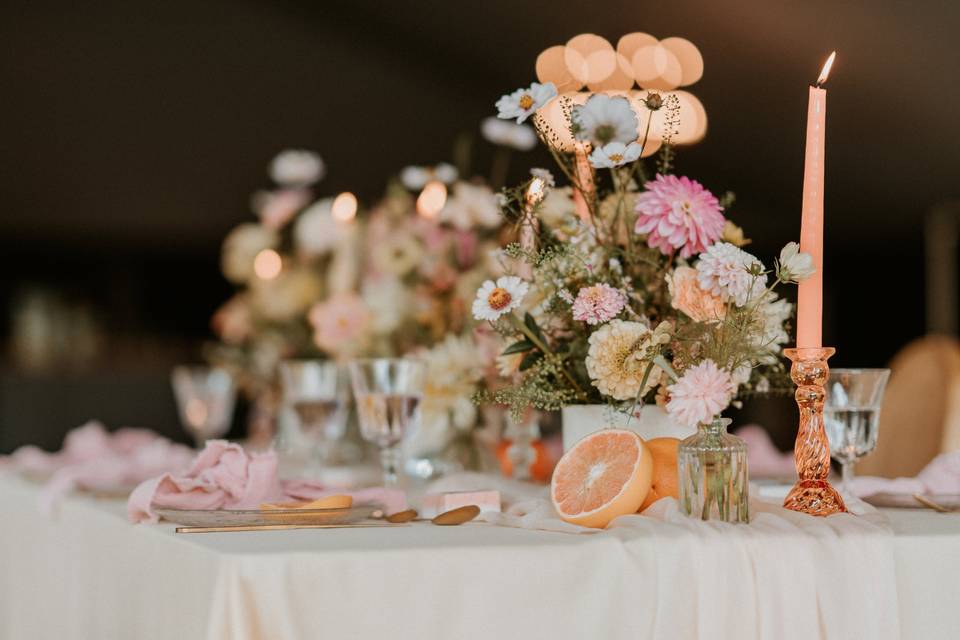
top-left (2, 0), bottom-right (957, 451)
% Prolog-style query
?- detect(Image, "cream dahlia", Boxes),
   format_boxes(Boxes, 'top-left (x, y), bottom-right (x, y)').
top-left (572, 283), bottom-right (627, 325)
top-left (585, 320), bottom-right (661, 401)
top-left (666, 360), bottom-right (735, 427)
top-left (472, 276), bottom-right (529, 322)
top-left (667, 266), bottom-right (727, 323)
top-left (696, 242), bottom-right (765, 307)
top-left (634, 175), bottom-right (725, 258)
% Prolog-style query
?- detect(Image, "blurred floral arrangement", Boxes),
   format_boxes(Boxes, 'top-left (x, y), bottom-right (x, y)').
top-left (473, 43), bottom-right (815, 428)
top-left (209, 118), bottom-right (541, 453)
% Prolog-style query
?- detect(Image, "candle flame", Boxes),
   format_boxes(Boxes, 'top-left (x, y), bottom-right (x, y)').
top-left (816, 51), bottom-right (836, 87)
top-left (253, 249), bottom-right (282, 280)
top-left (416, 180), bottom-right (447, 219)
top-left (331, 192), bottom-right (358, 222)
top-left (526, 177), bottom-right (546, 207)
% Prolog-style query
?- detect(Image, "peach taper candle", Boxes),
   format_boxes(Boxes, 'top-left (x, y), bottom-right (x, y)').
top-left (796, 52), bottom-right (835, 349)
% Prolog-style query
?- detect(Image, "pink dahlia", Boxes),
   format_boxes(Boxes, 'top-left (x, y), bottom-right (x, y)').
top-left (666, 360), bottom-right (735, 427)
top-left (634, 175), bottom-right (725, 258)
top-left (571, 283), bottom-right (626, 325)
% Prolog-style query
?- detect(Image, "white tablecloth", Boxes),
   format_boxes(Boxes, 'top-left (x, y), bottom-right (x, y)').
top-left (2, 475), bottom-right (959, 640)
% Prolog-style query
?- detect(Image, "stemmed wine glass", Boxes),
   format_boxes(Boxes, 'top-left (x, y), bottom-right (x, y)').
top-left (823, 368), bottom-right (891, 497)
top-left (278, 359), bottom-right (351, 469)
top-left (170, 365), bottom-right (237, 448)
top-left (348, 358), bottom-right (425, 486)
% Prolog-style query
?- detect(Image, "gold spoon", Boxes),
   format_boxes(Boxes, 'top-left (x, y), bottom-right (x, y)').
top-left (912, 494), bottom-right (956, 513)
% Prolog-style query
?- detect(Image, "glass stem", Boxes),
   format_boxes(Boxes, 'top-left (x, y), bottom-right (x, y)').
top-left (841, 460), bottom-right (855, 497)
top-left (380, 445), bottom-right (402, 486)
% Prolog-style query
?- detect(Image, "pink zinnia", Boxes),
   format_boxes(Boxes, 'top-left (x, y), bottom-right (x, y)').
top-left (634, 175), bottom-right (725, 258)
top-left (666, 360), bottom-right (735, 427)
top-left (572, 283), bottom-right (626, 325)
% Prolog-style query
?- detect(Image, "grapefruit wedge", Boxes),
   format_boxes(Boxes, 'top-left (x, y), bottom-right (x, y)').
top-left (551, 429), bottom-right (653, 528)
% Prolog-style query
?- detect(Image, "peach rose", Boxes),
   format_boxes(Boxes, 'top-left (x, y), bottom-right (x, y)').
top-left (668, 266), bottom-right (727, 323)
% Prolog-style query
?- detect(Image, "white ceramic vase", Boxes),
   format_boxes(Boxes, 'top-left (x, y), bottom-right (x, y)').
top-left (561, 404), bottom-right (696, 452)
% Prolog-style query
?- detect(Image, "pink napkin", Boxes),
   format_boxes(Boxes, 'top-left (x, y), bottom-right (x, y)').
top-left (128, 440), bottom-right (408, 523)
top-left (128, 440), bottom-right (286, 523)
top-left (1, 421), bottom-right (195, 513)
top-left (737, 424), bottom-right (797, 479)
top-left (852, 451), bottom-right (960, 497)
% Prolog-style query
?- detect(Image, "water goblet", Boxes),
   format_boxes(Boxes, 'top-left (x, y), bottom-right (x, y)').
top-left (278, 359), bottom-right (350, 468)
top-left (823, 368), bottom-right (891, 497)
top-left (348, 358), bottom-right (425, 486)
top-left (170, 365), bottom-right (237, 448)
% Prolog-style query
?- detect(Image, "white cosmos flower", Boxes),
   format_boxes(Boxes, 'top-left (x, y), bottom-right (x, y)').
top-left (400, 163), bottom-right (458, 190)
top-left (588, 141), bottom-right (643, 168)
top-left (294, 198), bottom-right (342, 257)
top-left (472, 276), bottom-right (529, 321)
top-left (530, 167), bottom-right (555, 187)
top-left (572, 94), bottom-right (638, 146)
top-left (776, 242), bottom-right (816, 283)
top-left (269, 149), bottom-right (324, 187)
top-left (440, 182), bottom-right (501, 230)
top-left (495, 82), bottom-right (557, 124)
top-left (481, 117), bottom-right (538, 151)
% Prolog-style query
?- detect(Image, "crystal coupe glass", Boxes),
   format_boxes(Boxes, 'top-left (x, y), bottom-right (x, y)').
top-left (348, 358), bottom-right (425, 486)
top-left (823, 368), bottom-right (891, 497)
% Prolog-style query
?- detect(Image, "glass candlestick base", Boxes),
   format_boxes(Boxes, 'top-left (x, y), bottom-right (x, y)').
top-left (782, 347), bottom-right (847, 516)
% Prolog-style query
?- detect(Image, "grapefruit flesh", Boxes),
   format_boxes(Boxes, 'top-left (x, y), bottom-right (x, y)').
top-left (551, 429), bottom-right (653, 528)
top-left (639, 437), bottom-right (680, 511)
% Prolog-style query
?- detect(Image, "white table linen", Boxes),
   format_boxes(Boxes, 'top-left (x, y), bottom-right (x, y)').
top-left (2, 474), bottom-right (959, 640)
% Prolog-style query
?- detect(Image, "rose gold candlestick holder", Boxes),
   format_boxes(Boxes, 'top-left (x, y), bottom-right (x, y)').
top-left (782, 347), bottom-right (847, 516)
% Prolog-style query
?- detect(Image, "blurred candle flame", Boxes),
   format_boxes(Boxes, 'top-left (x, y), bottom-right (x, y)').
top-left (253, 248), bottom-right (282, 280)
top-left (184, 398), bottom-right (208, 428)
top-left (416, 180), bottom-right (447, 219)
top-left (331, 192), bottom-right (358, 222)
top-left (816, 51), bottom-right (836, 87)
top-left (525, 177), bottom-right (546, 207)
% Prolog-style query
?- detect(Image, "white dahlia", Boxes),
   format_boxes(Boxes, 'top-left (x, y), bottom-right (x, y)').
top-left (696, 242), bottom-right (766, 307)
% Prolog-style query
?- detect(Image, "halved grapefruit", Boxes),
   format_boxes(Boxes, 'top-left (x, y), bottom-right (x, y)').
top-left (551, 429), bottom-right (653, 528)
top-left (639, 437), bottom-right (680, 511)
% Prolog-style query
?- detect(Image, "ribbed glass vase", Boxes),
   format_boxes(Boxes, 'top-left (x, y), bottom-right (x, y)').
top-left (678, 417), bottom-right (750, 523)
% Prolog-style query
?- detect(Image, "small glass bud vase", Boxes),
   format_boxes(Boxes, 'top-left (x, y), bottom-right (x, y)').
top-left (678, 417), bottom-right (750, 523)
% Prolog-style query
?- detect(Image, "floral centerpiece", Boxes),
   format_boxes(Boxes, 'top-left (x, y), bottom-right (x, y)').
top-left (474, 71), bottom-right (815, 441)
top-left (210, 122), bottom-right (540, 459)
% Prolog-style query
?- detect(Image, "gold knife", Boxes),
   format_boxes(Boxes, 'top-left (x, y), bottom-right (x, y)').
top-left (175, 522), bottom-right (400, 534)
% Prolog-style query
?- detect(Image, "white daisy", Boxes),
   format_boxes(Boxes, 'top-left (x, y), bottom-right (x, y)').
top-left (481, 117), bottom-right (538, 151)
top-left (495, 82), bottom-right (557, 124)
top-left (400, 163), bottom-right (458, 190)
top-left (472, 276), bottom-right (529, 321)
top-left (588, 141), bottom-right (643, 168)
top-left (572, 94), bottom-right (638, 146)
top-left (269, 149), bottom-right (324, 186)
